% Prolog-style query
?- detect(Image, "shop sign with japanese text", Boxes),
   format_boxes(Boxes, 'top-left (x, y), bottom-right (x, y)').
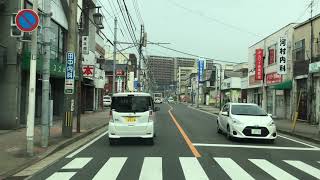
top-left (277, 37), bottom-right (287, 74)
top-left (255, 49), bottom-right (264, 80)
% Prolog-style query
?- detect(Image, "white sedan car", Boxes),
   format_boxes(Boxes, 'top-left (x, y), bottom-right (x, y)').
top-left (217, 103), bottom-right (277, 142)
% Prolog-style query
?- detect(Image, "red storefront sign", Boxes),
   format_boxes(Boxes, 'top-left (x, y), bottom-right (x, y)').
top-left (266, 72), bottom-right (282, 85)
top-left (255, 49), bottom-right (264, 80)
top-left (249, 75), bottom-right (262, 85)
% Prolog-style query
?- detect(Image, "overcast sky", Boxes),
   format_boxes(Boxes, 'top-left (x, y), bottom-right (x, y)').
top-left (100, 0), bottom-right (320, 63)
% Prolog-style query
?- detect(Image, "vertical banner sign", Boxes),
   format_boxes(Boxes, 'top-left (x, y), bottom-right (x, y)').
top-left (82, 36), bottom-right (89, 54)
top-left (198, 58), bottom-right (205, 83)
top-left (255, 49), bottom-right (264, 80)
top-left (64, 52), bottom-right (76, 94)
top-left (277, 37), bottom-right (287, 74)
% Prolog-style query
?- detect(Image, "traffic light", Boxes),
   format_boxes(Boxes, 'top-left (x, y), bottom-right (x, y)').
top-left (10, 13), bottom-right (23, 37)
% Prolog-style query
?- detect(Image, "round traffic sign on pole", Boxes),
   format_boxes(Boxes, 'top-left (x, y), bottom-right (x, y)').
top-left (15, 9), bottom-right (40, 32)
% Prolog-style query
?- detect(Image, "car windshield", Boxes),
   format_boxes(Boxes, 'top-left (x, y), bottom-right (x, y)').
top-left (111, 96), bottom-right (152, 113)
top-left (231, 105), bottom-right (267, 116)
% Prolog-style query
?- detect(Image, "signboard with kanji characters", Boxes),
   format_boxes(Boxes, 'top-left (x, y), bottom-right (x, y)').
top-left (64, 52), bottom-right (76, 94)
top-left (266, 72), bottom-right (282, 85)
top-left (82, 36), bottom-right (89, 54)
top-left (198, 58), bottom-right (205, 82)
top-left (82, 65), bottom-right (94, 77)
top-left (255, 49), bottom-right (264, 80)
top-left (277, 37), bottom-right (287, 74)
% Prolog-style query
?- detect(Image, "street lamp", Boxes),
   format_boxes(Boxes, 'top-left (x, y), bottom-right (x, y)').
top-left (93, 7), bottom-right (104, 29)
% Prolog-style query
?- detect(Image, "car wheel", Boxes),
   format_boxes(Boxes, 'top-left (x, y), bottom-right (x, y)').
top-left (217, 121), bottom-right (222, 134)
top-left (109, 138), bottom-right (116, 145)
top-left (226, 125), bottom-right (233, 141)
top-left (147, 138), bottom-right (154, 145)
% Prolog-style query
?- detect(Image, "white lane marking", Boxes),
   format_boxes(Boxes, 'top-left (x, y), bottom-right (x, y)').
top-left (193, 143), bottom-right (320, 151)
top-left (249, 159), bottom-right (298, 180)
top-left (66, 131), bottom-right (108, 158)
top-left (214, 157), bottom-right (254, 180)
top-left (92, 157), bottom-right (127, 180)
top-left (139, 157), bottom-right (162, 180)
top-left (62, 157), bottom-right (92, 169)
top-left (46, 172), bottom-right (76, 180)
top-left (189, 104), bottom-right (320, 149)
top-left (278, 135), bottom-right (318, 148)
top-left (188, 106), bottom-right (219, 117)
top-left (179, 157), bottom-right (209, 180)
top-left (284, 160), bottom-right (320, 179)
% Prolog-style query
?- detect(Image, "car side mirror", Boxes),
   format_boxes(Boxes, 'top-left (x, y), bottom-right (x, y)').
top-left (221, 111), bottom-right (229, 116)
top-left (155, 107), bottom-right (160, 112)
top-left (268, 113), bottom-right (272, 117)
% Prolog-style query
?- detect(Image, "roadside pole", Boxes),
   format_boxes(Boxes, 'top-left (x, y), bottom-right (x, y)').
top-left (63, 0), bottom-right (78, 138)
top-left (219, 65), bottom-right (222, 110)
top-left (77, 11), bottom-right (84, 133)
top-left (40, 0), bottom-right (51, 148)
top-left (26, 0), bottom-right (38, 156)
top-left (112, 17), bottom-right (117, 94)
top-left (137, 25), bottom-right (144, 92)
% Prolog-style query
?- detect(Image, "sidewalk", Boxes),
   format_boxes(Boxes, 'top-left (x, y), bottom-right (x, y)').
top-left (188, 104), bottom-right (320, 143)
top-left (0, 110), bottom-right (109, 178)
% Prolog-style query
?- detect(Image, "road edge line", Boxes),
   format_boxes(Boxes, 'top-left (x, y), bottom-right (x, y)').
top-left (168, 105), bottom-right (201, 158)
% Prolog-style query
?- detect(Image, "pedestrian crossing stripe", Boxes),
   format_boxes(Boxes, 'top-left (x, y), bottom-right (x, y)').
top-left (46, 157), bottom-right (320, 180)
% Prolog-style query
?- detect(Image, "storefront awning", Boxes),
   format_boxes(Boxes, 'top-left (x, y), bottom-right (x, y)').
top-left (271, 80), bottom-right (292, 90)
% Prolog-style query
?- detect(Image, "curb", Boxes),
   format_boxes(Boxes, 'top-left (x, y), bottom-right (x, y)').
top-left (2, 123), bottom-right (108, 179)
top-left (277, 129), bottom-right (320, 145)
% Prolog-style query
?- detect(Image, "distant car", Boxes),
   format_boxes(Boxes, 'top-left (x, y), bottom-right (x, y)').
top-left (154, 97), bottom-right (163, 104)
top-left (103, 95), bottom-right (112, 107)
top-left (108, 92), bottom-right (160, 145)
top-left (168, 97), bottom-right (174, 103)
top-left (217, 103), bottom-right (277, 143)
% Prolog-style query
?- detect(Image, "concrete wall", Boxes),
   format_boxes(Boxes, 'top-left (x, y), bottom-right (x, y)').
top-left (0, 0), bottom-right (22, 129)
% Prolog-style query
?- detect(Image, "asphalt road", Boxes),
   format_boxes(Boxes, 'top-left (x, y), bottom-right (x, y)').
top-left (28, 103), bottom-right (320, 180)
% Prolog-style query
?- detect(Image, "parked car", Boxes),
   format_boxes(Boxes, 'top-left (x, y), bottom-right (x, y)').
top-left (108, 92), bottom-right (160, 145)
top-left (103, 95), bottom-right (112, 107)
top-left (217, 103), bottom-right (277, 143)
top-left (168, 97), bottom-right (174, 103)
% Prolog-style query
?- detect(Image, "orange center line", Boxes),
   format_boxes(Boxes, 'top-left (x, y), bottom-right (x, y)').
top-left (168, 105), bottom-right (201, 158)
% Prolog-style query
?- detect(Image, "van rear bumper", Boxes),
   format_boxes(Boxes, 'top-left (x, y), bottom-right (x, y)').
top-left (108, 122), bottom-right (154, 138)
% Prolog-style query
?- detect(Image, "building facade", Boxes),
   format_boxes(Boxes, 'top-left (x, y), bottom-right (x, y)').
top-left (247, 23), bottom-right (296, 120)
top-left (292, 15), bottom-right (320, 124)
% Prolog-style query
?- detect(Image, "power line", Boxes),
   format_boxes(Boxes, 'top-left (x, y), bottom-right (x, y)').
top-left (116, 0), bottom-right (140, 54)
top-left (122, 0), bottom-right (137, 32)
top-left (167, 0), bottom-right (262, 38)
top-left (149, 42), bottom-right (239, 64)
top-left (133, 0), bottom-right (143, 24)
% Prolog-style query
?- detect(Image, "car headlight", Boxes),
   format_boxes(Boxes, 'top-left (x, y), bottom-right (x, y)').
top-left (268, 120), bottom-right (275, 126)
top-left (232, 118), bottom-right (242, 125)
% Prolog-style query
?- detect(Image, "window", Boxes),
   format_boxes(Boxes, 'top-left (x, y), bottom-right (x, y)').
top-left (231, 105), bottom-right (267, 116)
top-left (295, 39), bottom-right (305, 61)
top-left (222, 104), bottom-right (229, 112)
top-left (111, 96), bottom-right (153, 113)
top-left (50, 21), bottom-right (66, 63)
top-left (268, 44), bottom-right (276, 64)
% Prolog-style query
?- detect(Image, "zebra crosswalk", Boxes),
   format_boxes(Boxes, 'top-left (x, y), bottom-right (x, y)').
top-left (45, 157), bottom-right (320, 180)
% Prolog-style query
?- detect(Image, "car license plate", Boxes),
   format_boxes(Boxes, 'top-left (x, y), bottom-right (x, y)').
top-left (126, 117), bottom-right (136, 123)
top-left (251, 129), bottom-right (261, 135)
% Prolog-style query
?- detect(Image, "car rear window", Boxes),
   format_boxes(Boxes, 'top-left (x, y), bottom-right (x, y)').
top-left (104, 96), bottom-right (111, 100)
top-left (111, 96), bottom-right (152, 113)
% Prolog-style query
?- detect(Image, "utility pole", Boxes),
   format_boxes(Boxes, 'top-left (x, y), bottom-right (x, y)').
top-left (219, 65), bottom-right (222, 110)
top-left (77, 8), bottom-right (84, 133)
top-left (40, 0), bottom-right (51, 148)
top-left (63, 0), bottom-right (78, 138)
top-left (112, 17), bottom-right (117, 94)
top-left (307, 0), bottom-right (314, 123)
top-left (26, 0), bottom-right (38, 156)
top-left (138, 25), bottom-right (144, 92)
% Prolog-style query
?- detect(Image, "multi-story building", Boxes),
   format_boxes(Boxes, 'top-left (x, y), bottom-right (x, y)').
top-left (292, 15), bottom-right (320, 124)
top-left (0, 0), bottom-right (106, 129)
top-left (148, 56), bottom-right (175, 91)
top-left (177, 67), bottom-right (196, 101)
top-left (233, 63), bottom-right (249, 103)
top-left (247, 23), bottom-right (296, 120)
